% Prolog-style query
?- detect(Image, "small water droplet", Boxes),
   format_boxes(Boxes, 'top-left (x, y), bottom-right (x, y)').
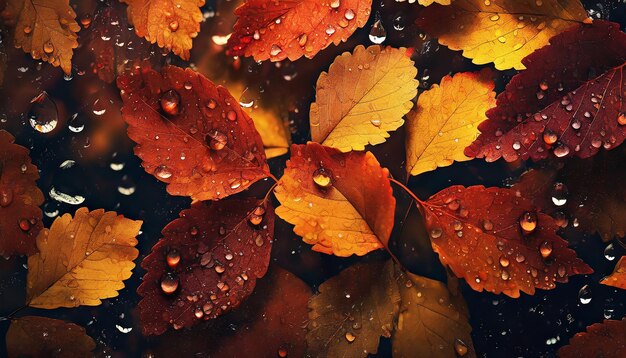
top-left (604, 243), bottom-right (615, 261)
top-left (155, 165), bottom-right (173, 179)
top-left (519, 211), bottom-right (537, 234)
top-left (454, 338), bottom-right (468, 356)
top-left (160, 89), bottom-right (181, 116)
top-left (539, 241), bottom-right (553, 259)
top-left (167, 249), bottom-right (181, 268)
top-left (313, 168), bottom-right (332, 188)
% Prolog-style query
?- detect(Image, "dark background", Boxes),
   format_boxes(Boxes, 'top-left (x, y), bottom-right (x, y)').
top-left (1, 0), bottom-right (626, 357)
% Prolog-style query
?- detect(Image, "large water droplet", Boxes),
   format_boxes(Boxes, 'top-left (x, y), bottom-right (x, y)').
top-left (167, 249), bottom-right (181, 268)
top-left (206, 130), bottom-right (227, 151)
top-left (313, 168), bottom-right (332, 188)
top-left (155, 165), bottom-right (173, 179)
top-left (28, 92), bottom-right (58, 134)
top-left (578, 285), bottom-right (592, 304)
top-left (604, 243), bottom-right (615, 261)
top-left (539, 241), bottom-right (553, 259)
top-left (519, 211), bottom-right (537, 234)
top-left (551, 183), bottom-right (568, 206)
top-left (160, 272), bottom-right (179, 295)
top-left (161, 89), bottom-right (181, 116)
top-left (369, 18), bottom-right (387, 44)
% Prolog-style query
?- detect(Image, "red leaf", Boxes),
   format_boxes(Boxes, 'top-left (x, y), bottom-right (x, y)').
top-left (421, 185), bottom-right (592, 297)
top-left (137, 197), bottom-right (275, 335)
top-left (0, 130), bottom-right (44, 257)
top-left (466, 21), bottom-right (626, 162)
top-left (558, 318), bottom-right (626, 358)
top-left (227, 0), bottom-right (372, 62)
top-left (117, 65), bottom-right (269, 201)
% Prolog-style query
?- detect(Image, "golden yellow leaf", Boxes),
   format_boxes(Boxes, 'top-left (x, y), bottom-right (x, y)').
top-left (419, 0), bottom-right (451, 5)
top-left (416, 0), bottom-right (590, 70)
top-left (601, 256), bottom-right (626, 290)
top-left (310, 45), bottom-right (418, 152)
top-left (121, 0), bottom-right (204, 60)
top-left (406, 70), bottom-right (496, 177)
top-left (307, 261), bottom-right (400, 357)
top-left (393, 266), bottom-right (476, 357)
top-left (26, 207), bottom-right (142, 309)
top-left (4, 0), bottom-right (80, 74)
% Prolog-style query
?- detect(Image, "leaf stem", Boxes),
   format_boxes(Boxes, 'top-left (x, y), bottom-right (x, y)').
top-left (1, 305), bottom-right (27, 321)
top-left (389, 177), bottom-right (426, 207)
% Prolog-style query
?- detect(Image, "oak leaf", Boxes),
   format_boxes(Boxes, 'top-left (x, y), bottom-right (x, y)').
top-left (307, 261), bottom-right (400, 357)
top-left (120, 0), bottom-right (204, 60)
top-left (117, 65), bottom-right (269, 201)
top-left (406, 69), bottom-right (495, 177)
top-left (0, 130), bottom-right (44, 258)
top-left (227, 0), bottom-right (372, 62)
top-left (6, 316), bottom-right (96, 358)
top-left (137, 198), bottom-right (275, 335)
top-left (466, 21), bottom-right (626, 162)
top-left (601, 256), bottom-right (626, 290)
top-left (3, 0), bottom-right (80, 74)
top-left (310, 45), bottom-right (418, 152)
top-left (420, 185), bottom-right (592, 297)
top-left (26, 207), bottom-right (142, 308)
top-left (274, 143), bottom-right (395, 257)
top-left (558, 318), bottom-right (626, 358)
top-left (416, 0), bottom-right (589, 70)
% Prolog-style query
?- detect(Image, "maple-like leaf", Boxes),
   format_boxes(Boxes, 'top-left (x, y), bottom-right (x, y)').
top-left (27, 207), bottom-right (142, 308)
top-left (406, 69), bottom-right (495, 177)
top-left (0, 130), bottom-right (44, 258)
top-left (558, 318), bottom-right (626, 358)
top-left (154, 267), bottom-right (310, 357)
top-left (2, 0), bottom-right (80, 74)
top-left (466, 21), bottom-right (626, 162)
top-left (117, 65), bottom-right (270, 201)
top-left (416, 0), bottom-right (589, 70)
top-left (310, 45), bottom-right (418, 152)
top-left (274, 143), bottom-right (395, 257)
top-left (420, 185), bottom-right (592, 297)
top-left (137, 198), bottom-right (275, 335)
top-left (392, 265), bottom-right (476, 358)
top-left (120, 0), bottom-right (204, 60)
top-left (227, 0), bottom-right (372, 62)
top-left (307, 261), bottom-right (400, 357)
top-left (6, 316), bottom-right (96, 358)
top-left (601, 256), bottom-right (626, 290)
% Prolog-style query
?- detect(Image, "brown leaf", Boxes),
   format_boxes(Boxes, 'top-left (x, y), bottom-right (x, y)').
top-left (0, 130), bottom-right (44, 258)
top-left (27, 207), bottom-right (142, 308)
top-left (601, 256), bottom-right (626, 290)
top-left (117, 65), bottom-right (270, 201)
top-left (421, 185), bottom-right (593, 297)
top-left (558, 318), bottom-right (626, 358)
top-left (274, 143), bottom-right (395, 257)
top-left (6, 316), bottom-right (96, 358)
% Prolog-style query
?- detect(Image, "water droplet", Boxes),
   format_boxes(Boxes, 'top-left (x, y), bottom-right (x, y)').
top-left (618, 112), bottom-right (626, 126)
top-left (270, 44), bottom-right (282, 56)
top-left (226, 110), bottom-right (238, 121)
top-left (43, 41), bottom-right (54, 54)
top-left (167, 249), bottom-right (181, 268)
top-left (369, 18), bottom-right (386, 44)
top-left (483, 220), bottom-right (493, 231)
top-left (519, 211), bottom-right (537, 234)
top-left (249, 214), bottom-right (263, 226)
top-left (344, 9), bottom-right (355, 20)
top-left (155, 165), bottom-right (172, 179)
top-left (345, 332), bottom-right (356, 343)
top-left (160, 89), bottom-right (181, 116)
top-left (551, 183), bottom-right (568, 206)
top-left (206, 130), bottom-right (227, 151)
top-left (19, 218), bottom-right (31, 231)
top-left (558, 265), bottom-right (567, 277)
top-left (169, 20), bottom-right (179, 32)
top-left (0, 188), bottom-right (13, 207)
top-left (539, 241), bottom-right (553, 259)
top-left (454, 338), bottom-right (468, 356)
top-left (604, 243), bottom-right (615, 261)
top-left (542, 130), bottom-right (557, 145)
top-left (313, 168), bottom-right (332, 188)
top-left (117, 175), bottom-right (136, 196)
top-left (553, 145), bottom-right (570, 158)
top-left (28, 92), bottom-right (58, 134)
top-left (430, 227), bottom-right (442, 239)
top-left (578, 285), bottom-right (592, 304)
top-left (239, 89), bottom-right (255, 108)
top-left (160, 272), bottom-right (179, 295)
top-left (499, 256), bottom-right (510, 268)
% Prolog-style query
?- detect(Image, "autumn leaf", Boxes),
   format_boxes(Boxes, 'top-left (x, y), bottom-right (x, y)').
top-left (120, 0), bottom-right (204, 60)
top-left (227, 0), bottom-right (372, 62)
top-left (0, 130), bottom-right (44, 258)
top-left (416, 0), bottom-right (589, 70)
top-left (406, 69), bottom-right (495, 177)
top-left (310, 45), bottom-right (418, 152)
top-left (420, 185), bottom-right (592, 297)
top-left (2, 0), bottom-right (80, 74)
top-left (26, 207), bottom-right (142, 309)
top-left (117, 65), bottom-right (270, 201)
top-left (558, 318), bottom-right (626, 358)
top-left (392, 265), bottom-right (476, 358)
top-left (601, 256), bottom-right (626, 290)
top-left (274, 143), bottom-right (395, 257)
top-left (307, 261), bottom-right (400, 357)
top-left (466, 21), bottom-right (626, 162)
top-left (137, 198), bottom-right (275, 335)
top-left (6, 316), bottom-right (96, 358)
top-left (419, 0), bottom-right (451, 5)
top-left (155, 267), bottom-right (310, 357)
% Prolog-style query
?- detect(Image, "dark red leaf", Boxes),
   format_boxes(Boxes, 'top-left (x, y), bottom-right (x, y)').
top-left (117, 65), bottom-right (269, 201)
top-left (558, 318), bottom-right (626, 358)
top-left (466, 21), bottom-right (626, 162)
top-left (421, 185), bottom-right (592, 298)
top-left (137, 197), bottom-right (275, 335)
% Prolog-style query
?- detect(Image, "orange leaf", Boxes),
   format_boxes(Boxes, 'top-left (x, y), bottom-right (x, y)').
top-left (27, 207), bottom-right (142, 308)
top-left (274, 143), bottom-right (395, 257)
top-left (558, 318), bottom-right (626, 358)
top-left (3, 0), bottom-right (80, 74)
top-left (601, 256), bottom-right (626, 290)
top-left (117, 65), bottom-right (269, 201)
top-left (120, 0), bottom-right (204, 60)
top-left (228, 0), bottom-right (372, 62)
top-left (418, 0), bottom-right (451, 4)
top-left (6, 316), bottom-right (96, 357)
top-left (421, 185), bottom-right (592, 297)
top-left (0, 130), bottom-right (44, 258)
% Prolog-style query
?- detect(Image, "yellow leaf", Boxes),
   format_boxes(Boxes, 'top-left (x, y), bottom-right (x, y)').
top-left (26, 207), bottom-right (142, 309)
top-left (392, 266), bottom-right (476, 358)
top-left (310, 45), bottom-right (418, 152)
top-left (416, 0), bottom-right (590, 70)
top-left (406, 70), bottom-right (496, 177)
top-left (121, 0), bottom-right (204, 60)
top-left (5, 0), bottom-right (80, 74)
top-left (307, 261), bottom-right (401, 357)
top-left (600, 256), bottom-right (626, 290)
top-left (419, 0), bottom-right (451, 5)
